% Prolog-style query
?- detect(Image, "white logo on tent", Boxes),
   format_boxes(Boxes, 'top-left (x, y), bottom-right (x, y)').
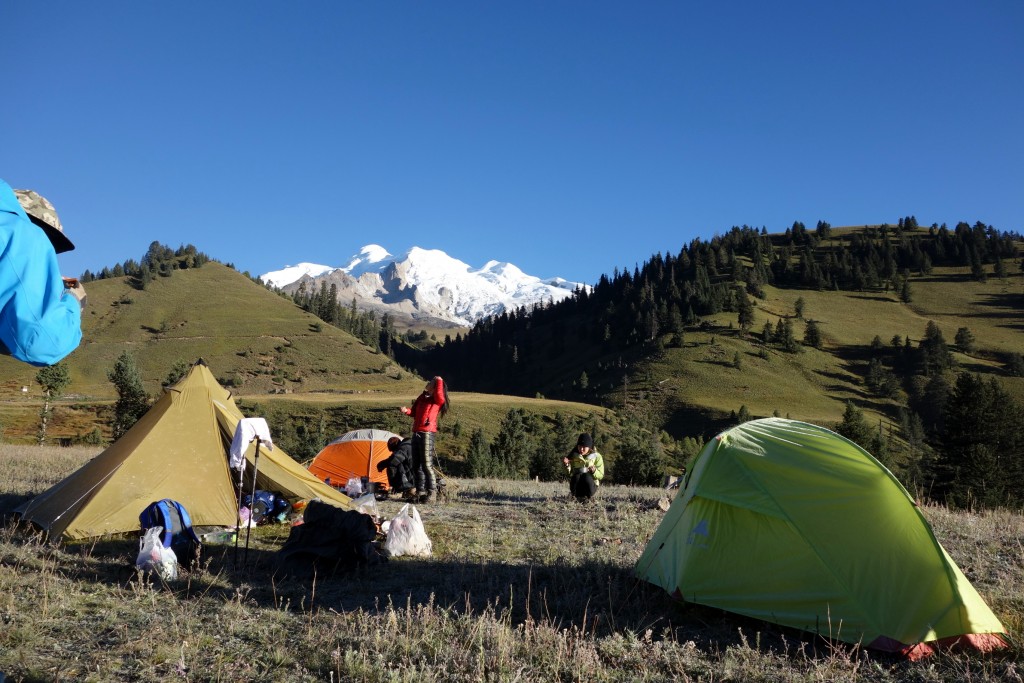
top-left (687, 519), bottom-right (710, 548)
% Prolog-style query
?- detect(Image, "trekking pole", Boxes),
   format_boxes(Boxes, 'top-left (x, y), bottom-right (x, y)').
top-left (233, 462), bottom-right (244, 568)
top-left (243, 437), bottom-right (263, 565)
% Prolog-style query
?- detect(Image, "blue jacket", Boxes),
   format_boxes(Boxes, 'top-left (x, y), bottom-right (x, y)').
top-left (0, 179), bottom-right (81, 365)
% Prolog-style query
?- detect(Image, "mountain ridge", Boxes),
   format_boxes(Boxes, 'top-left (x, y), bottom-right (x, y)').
top-left (260, 244), bottom-right (584, 328)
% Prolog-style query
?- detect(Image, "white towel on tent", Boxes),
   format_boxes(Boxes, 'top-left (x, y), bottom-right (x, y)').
top-left (230, 417), bottom-right (274, 470)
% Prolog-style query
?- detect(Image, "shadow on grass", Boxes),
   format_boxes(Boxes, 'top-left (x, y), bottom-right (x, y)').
top-left (1, 493), bottom-right (925, 669)
top-left (454, 490), bottom-right (553, 505)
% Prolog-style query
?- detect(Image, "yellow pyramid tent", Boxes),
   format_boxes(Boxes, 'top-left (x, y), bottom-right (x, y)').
top-left (16, 361), bottom-right (352, 542)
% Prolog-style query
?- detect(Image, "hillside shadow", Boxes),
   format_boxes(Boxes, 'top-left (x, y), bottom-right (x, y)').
top-left (664, 404), bottom-right (731, 441)
top-left (914, 274), bottom-right (975, 283)
top-left (455, 491), bottom-right (552, 505)
top-left (846, 295), bottom-right (899, 303)
top-left (976, 292), bottom-right (1024, 310)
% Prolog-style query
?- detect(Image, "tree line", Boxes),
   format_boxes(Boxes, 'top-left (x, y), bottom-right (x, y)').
top-left (829, 319), bottom-right (1024, 509)
top-left (420, 219), bottom-right (1021, 399)
top-left (80, 241), bottom-right (212, 289)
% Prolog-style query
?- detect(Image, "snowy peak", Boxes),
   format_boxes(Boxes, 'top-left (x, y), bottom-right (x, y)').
top-left (342, 244), bottom-right (393, 276)
top-left (258, 262), bottom-right (336, 289)
top-left (259, 244), bottom-right (586, 328)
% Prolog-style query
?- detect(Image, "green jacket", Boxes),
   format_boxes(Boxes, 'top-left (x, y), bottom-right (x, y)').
top-left (565, 449), bottom-right (605, 485)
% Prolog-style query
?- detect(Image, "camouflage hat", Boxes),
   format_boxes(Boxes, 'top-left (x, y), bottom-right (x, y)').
top-left (13, 189), bottom-right (75, 253)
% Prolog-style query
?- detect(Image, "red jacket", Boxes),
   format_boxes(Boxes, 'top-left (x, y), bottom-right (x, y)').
top-left (402, 376), bottom-right (446, 433)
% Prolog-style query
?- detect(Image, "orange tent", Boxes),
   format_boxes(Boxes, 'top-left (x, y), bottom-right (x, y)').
top-left (309, 429), bottom-right (399, 493)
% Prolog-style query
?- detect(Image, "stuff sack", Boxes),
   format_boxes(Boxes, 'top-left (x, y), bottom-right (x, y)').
top-left (136, 526), bottom-right (178, 580)
top-left (242, 490), bottom-right (291, 524)
top-left (384, 503), bottom-right (432, 558)
top-left (275, 500), bottom-right (385, 578)
top-left (139, 499), bottom-right (202, 564)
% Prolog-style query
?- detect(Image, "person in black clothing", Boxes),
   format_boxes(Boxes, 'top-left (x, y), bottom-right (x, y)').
top-left (377, 436), bottom-right (417, 500)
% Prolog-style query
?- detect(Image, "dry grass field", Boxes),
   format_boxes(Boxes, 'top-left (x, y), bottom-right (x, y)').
top-left (0, 444), bottom-right (1021, 682)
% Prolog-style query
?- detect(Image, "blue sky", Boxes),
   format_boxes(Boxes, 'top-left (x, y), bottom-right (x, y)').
top-left (7, 2), bottom-right (1023, 286)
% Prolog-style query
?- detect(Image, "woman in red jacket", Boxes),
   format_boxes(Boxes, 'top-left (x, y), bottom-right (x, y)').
top-left (400, 376), bottom-right (448, 503)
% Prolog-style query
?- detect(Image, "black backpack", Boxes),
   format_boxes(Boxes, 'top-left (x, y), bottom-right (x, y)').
top-left (139, 499), bottom-right (202, 563)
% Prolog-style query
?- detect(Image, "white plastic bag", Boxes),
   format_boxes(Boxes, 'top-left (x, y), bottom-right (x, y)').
top-left (345, 477), bottom-right (364, 497)
top-left (352, 492), bottom-right (379, 519)
top-left (384, 503), bottom-right (432, 558)
top-left (136, 526), bottom-right (178, 580)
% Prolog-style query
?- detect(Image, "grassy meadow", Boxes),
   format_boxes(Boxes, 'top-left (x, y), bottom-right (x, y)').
top-left (1, 444), bottom-right (1021, 682)
top-left (626, 266), bottom-right (1024, 438)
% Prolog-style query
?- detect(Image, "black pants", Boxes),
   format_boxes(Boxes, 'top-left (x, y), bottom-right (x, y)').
top-left (412, 431), bottom-right (437, 494)
top-left (386, 464), bottom-right (414, 493)
top-left (570, 471), bottom-right (597, 501)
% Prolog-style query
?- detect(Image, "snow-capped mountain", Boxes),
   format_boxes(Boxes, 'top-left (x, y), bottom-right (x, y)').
top-left (260, 245), bottom-right (585, 328)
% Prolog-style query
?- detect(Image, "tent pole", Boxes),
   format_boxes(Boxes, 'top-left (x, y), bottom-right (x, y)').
top-left (233, 456), bottom-right (246, 568)
top-left (243, 438), bottom-right (262, 565)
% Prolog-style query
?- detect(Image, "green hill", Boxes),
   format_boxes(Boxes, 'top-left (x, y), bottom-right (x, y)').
top-left (0, 262), bottom-right (414, 399)
top-left (0, 263), bottom-right (422, 442)
top-left (624, 267), bottom-right (1023, 437)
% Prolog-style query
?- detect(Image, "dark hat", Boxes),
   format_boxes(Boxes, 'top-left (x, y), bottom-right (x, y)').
top-left (577, 433), bottom-right (594, 449)
top-left (14, 188), bottom-right (75, 253)
top-left (387, 436), bottom-right (402, 452)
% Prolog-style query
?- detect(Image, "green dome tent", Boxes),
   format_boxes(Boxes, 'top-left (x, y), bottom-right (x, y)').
top-left (635, 418), bottom-right (1006, 659)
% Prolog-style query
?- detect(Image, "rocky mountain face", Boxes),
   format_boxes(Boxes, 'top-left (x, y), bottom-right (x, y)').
top-left (260, 245), bottom-right (585, 328)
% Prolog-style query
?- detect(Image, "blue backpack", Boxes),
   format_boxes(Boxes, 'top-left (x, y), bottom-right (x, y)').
top-left (139, 499), bottom-right (202, 561)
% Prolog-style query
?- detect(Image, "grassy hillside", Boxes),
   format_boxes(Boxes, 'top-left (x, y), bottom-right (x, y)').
top-left (0, 263), bottom-right (428, 443)
top-left (0, 444), bottom-right (1020, 682)
top-left (0, 263), bottom-right (417, 400)
top-left (589, 264), bottom-right (1024, 440)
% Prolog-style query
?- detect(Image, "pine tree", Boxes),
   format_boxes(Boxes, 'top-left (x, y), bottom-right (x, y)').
top-left (919, 321), bottom-right (953, 375)
top-left (612, 418), bottom-right (664, 486)
top-left (736, 287), bottom-right (754, 331)
top-left (937, 373), bottom-right (1024, 508)
top-left (780, 319), bottom-right (798, 353)
top-left (491, 408), bottom-right (531, 478)
top-left (35, 363), bottom-right (70, 444)
top-left (954, 327), bottom-right (976, 354)
top-left (466, 428), bottom-right (494, 478)
top-left (162, 360), bottom-right (191, 388)
top-left (108, 352), bottom-right (150, 440)
top-left (896, 276), bottom-right (911, 302)
top-left (835, 401), bottom-right (873, 451)
top-left (803, 320), bottom-right (822, 349)
top-left (1007, 352), bottom-right (1024, 377)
